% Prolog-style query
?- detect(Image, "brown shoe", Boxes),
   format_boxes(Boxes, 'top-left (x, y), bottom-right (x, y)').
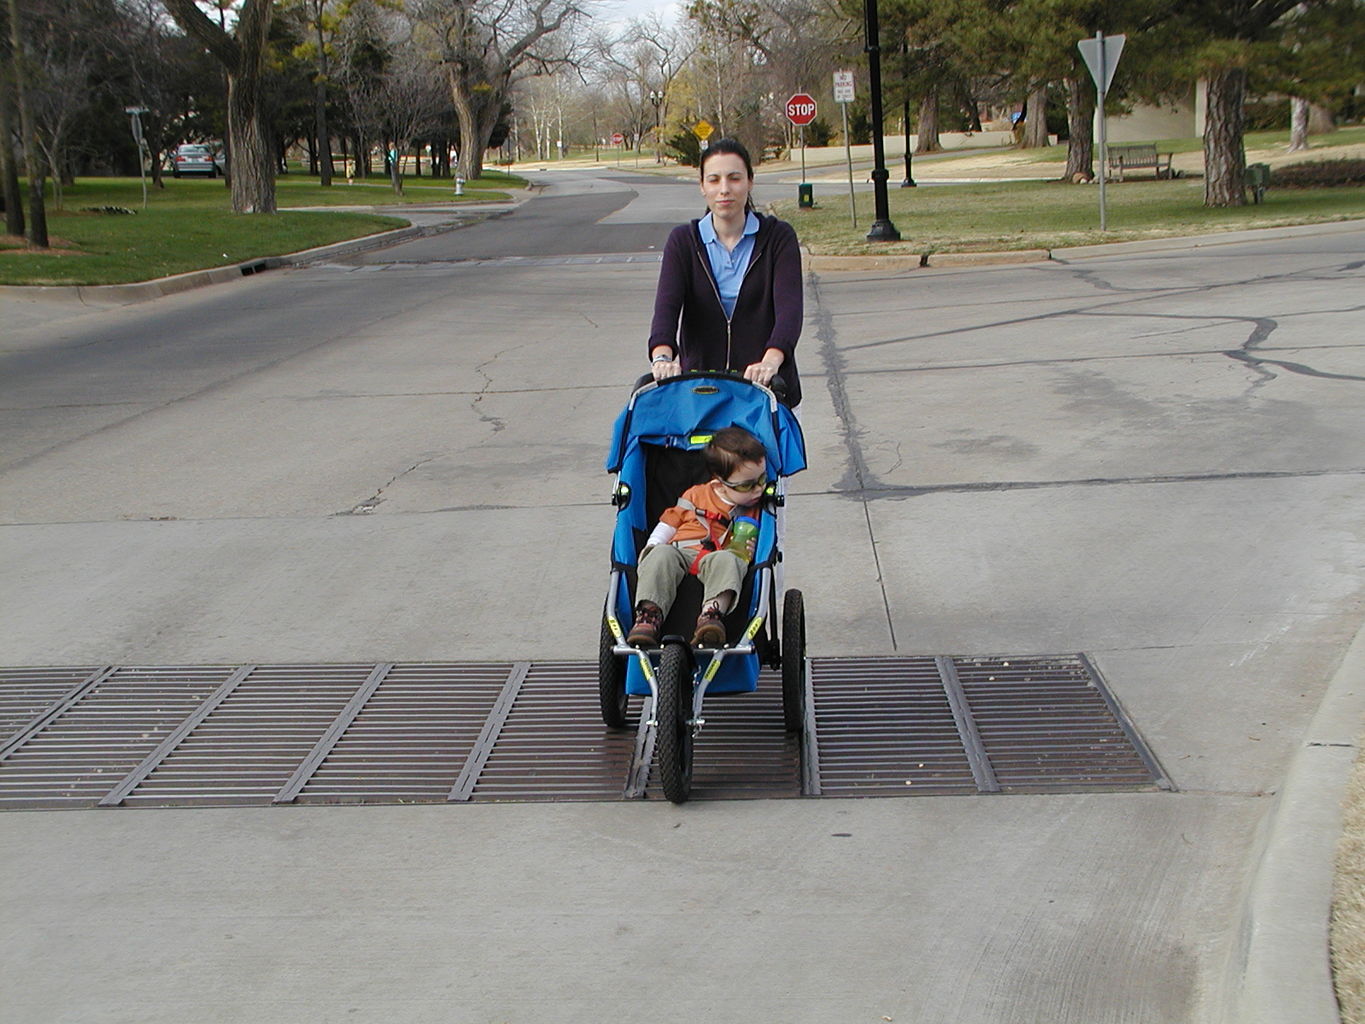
top-left (627, 601), bottom-right (664, 648)
top-left (692, 606), bottom-right (727, 648)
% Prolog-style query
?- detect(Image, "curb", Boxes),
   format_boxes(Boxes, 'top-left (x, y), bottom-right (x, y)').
top-left (0, 207), bottom-right (511, 308)
top-left (1219, 618), bottom-right (1365, 1024)
top-left (801, 218), bottom-right (1364, 274)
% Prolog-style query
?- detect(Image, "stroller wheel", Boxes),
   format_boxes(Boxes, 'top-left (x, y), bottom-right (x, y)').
top-left (656, 643), bottom-right (694, 804)
top-left (598, 617), bottom-right (629, 729)
top-left (781, 590), bottom-right (806, 733)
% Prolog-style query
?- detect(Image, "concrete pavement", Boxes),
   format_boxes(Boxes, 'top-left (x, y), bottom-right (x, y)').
top-left (1, 179), bottom-right (1362, 1023)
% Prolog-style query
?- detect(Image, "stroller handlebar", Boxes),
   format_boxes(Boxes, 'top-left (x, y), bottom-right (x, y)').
top-left (631, 369), bottom-right (789, 405)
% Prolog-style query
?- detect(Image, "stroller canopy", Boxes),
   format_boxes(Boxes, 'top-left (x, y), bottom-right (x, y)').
top-left (606, 375), bottom-right (807, 478)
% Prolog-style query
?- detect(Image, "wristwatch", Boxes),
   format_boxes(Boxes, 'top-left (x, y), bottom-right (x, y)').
top-left (652, 353), bottom-right (675, 363)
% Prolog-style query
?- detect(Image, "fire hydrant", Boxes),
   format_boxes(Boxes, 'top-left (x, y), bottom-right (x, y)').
top-left (454, 177), bottom-right (465, 196)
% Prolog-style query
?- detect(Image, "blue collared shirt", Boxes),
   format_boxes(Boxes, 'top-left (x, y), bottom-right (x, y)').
top-left (699, 211), bottom-right (760, 318)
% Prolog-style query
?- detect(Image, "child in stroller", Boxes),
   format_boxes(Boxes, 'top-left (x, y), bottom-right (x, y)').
top-left (625, 426), bottom-right (768, 650)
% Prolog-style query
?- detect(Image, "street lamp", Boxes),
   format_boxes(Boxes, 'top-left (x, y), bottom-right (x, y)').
top-left (649, 89), bottom-right (664, 163)
top-left (863, 0), bottom-right (901, 240)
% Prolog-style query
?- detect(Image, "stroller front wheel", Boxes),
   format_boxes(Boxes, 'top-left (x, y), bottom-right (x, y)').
top-left (598, 617), bottom-right (629, 729)
top-left (656, 643), bottom-right (694, 804)
top-left (782, 589), bottom-right (807, 733)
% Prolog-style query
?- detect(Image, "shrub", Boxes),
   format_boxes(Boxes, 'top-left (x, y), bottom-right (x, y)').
top-left (1269, 159), bottom-right (1365, 187)
top-left (667, 131), bottom-right (702, 167)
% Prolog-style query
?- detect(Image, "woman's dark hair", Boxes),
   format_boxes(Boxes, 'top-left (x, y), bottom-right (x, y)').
top-left (700, 137), bottom-right (756, 213)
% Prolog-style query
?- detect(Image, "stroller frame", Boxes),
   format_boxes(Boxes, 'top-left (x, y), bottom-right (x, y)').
top-left (599, 373), bottom-right (807, 804)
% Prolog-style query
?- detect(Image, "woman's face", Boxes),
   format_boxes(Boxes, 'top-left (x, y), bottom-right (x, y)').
top-left (700, 153), bottom-right (753, 218)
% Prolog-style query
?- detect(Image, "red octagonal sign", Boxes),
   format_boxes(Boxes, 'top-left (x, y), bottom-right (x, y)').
top-left (785, 93), bottom-right (817, 126)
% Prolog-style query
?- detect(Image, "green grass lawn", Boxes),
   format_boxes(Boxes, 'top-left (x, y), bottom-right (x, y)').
top-left (0, 170), bottom-right (525, 286)
top-left (777, 176), bottom-right (1365, 255)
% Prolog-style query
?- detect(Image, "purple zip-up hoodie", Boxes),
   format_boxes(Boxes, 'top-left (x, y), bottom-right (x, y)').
top-left (647, 212), bottom-right (804, 407)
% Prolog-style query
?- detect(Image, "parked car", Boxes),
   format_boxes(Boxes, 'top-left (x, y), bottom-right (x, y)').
top-left (169, 144), bottom-right (224, 178)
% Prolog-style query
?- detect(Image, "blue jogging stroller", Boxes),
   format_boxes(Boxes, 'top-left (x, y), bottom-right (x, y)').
top-left (600, 372), bottom-right (808, 804)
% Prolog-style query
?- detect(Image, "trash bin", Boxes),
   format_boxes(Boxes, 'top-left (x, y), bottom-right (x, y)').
top-left (1245, 163), bottom-right (1270, 204)
top-left (798, 183), bottom-right (814, 209)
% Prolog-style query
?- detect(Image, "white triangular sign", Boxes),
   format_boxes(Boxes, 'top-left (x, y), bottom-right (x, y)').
top-left (1078, 33), bottom-right (1126, 93)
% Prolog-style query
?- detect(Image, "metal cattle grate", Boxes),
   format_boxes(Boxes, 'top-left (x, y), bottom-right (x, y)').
top-left (0, 666), bottom-right (240, 809)
top-left (809, 658), bottom-right (981, 797)
top-left (808, 655), bottom-right (1170, 796)
top-left (0, 655), bottom-right (1169, 809)
top-left (288, 662), bottom-right (509, 804)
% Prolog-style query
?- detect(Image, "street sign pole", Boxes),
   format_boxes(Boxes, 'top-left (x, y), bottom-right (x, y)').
top-left (1078, 31), bottom-right (1126, 232)
top-left (785, 94), bottom-right (817, 206)
top-left (835, 71), bottom-right (857, 227)
top-left (125, 106), bottom-right (150, 209)
top-left (842, 103), bottom-right (855, 228)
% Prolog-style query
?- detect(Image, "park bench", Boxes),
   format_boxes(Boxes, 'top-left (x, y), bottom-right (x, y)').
top-left (1107, 143), bottom-right (1175, 181)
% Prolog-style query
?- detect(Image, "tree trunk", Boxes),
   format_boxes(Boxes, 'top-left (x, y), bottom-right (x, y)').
top-left (448, 69), bottom-right (497, 183)
top-left (1289, 96), bottom-right (1309, 151)
top-left (1307, 103), bottom-right (1334, 135)
top-left (0, 65), bottom-right (24, 236)
top-left (1062, 76), bottom-right (1094, 182)
top-left (1022, 83), bottom-right (1049, 148)
top-left (227, 68), bottom-right (276, 213)
top-left (915, 89), bottom-right (941, 153)
top-left (313, 22), bottom-right (332, 185)
top-left (6, 0), bottom-right (46, 247)
top-left (1203, 66), bottom-right (1247, 208)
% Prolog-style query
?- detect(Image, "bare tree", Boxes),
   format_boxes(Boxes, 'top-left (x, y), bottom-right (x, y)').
top-left (6, 0), bottom-right (47, 246)
top-left (590, 14), bottom-right (695, 158)
top-left (30, 50), bottom-right (92, 208)
top-left (0, 1), bottom-right (25, 236)
top-left (375, 48), bottom-right (447, 192)
top-left (163, 0), bottom-right (278, 213)
top-left (412, 0), bottom-right (589, 183)
top-left (285, 0), bottom-right (338, 184)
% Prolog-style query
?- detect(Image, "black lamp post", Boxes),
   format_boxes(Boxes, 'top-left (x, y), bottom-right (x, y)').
top-left (863, 0), bottom-right (901, 240)
top-left (902, 97), bottom-right (916, 186)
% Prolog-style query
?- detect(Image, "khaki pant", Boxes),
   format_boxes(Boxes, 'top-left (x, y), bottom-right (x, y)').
top-left (636, 544), bottom-right (745, 617)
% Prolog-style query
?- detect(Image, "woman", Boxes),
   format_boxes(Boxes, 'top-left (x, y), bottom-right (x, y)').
top-left (647, 138), bottom-right (804, 407)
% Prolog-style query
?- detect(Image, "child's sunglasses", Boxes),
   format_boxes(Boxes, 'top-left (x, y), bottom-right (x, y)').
top-left (722, 473), bottom-right (768, 493)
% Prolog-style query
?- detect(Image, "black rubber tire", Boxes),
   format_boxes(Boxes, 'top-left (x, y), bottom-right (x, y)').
top-left (781, 589), bottom-right (806, 733)
top-left (656, 643), bottom-right (693, 804)
top-left (598, 617), bottom-right (629, 729)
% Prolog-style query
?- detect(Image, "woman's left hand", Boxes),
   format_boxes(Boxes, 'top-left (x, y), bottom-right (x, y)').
top-left (743, 360), bottom-right (781, 386)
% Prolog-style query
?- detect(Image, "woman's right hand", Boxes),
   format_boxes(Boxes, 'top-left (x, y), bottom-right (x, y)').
top-left (651, 356), bottom-right (681, 380)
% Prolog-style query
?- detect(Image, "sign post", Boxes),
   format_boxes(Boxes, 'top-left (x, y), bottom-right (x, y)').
top-left (1077, 31), bottom-right (1125, 231)
top-left (833, 71), bottom-right (857, 227)
top-left (785, 92), bottom-right (817, 194)
top-left (125, 106), bottom-right (150, 209)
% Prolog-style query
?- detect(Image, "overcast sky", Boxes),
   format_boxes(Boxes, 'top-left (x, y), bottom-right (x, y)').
top-left (594, 0), bottom-right (683, 29)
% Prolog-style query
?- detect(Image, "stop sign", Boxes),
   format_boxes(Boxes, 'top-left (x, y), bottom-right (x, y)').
top-left (785, 93), bottom-right (817, 126)
top-left (611, 131), bottom-right (625, 145)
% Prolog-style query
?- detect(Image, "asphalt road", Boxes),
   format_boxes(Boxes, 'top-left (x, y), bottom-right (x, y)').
top-left (1, 170), bottom-right (1362, 1023)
